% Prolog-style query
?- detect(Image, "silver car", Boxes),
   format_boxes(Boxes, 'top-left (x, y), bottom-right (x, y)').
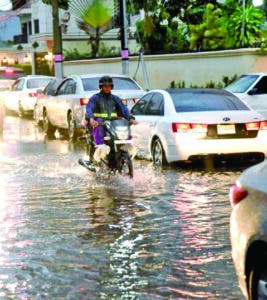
top-left (42, 73), bottom-right (145, 141)
top-left (230, 159), bottom-right (267, 300)
top-left (130, 88), bottom-right (267, 166)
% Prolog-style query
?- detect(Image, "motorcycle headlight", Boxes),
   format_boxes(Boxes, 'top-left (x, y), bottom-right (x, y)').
top-left (117, 131), bottom-right (129, 140)
top-left (116, 126), bottom-right (129, 140)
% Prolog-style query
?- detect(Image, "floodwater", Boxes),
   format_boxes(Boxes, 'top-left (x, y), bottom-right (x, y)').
top-left (0, 116), bottom-right (245, 299)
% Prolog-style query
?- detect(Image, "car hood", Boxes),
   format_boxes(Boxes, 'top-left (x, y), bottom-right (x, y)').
top-left (172, 110), bottom-right (265, 123)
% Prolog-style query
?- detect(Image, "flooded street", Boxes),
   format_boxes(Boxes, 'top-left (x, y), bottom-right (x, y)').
top-left (0, 116), bottom-right (245, 299)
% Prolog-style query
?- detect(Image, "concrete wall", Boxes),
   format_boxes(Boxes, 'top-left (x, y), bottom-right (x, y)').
top-left (63, 48), bottom-right (267, 90)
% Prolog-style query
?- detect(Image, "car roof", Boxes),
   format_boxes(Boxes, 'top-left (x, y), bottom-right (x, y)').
top-left (74, 73), bottom-right (136, 79)
top-left (16, 75), bottom-right (55, 80)
top-left (165, 88), bottom-right (234, 95)
top-left (238, 72), bottom-right (267, 76)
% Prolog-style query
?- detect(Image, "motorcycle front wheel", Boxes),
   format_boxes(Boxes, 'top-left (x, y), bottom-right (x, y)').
top-left (117, 152), bottom-right (133, 178)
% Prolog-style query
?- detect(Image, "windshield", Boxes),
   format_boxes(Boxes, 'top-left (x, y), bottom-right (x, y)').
top-left (82, 77), bottom-right (140, 91)
top-left (26, 78), bottom-right (52, 89)
top-left (225, 74), bottom-right (259, 93)
top-left (169, 90), bottom-right (250, 112)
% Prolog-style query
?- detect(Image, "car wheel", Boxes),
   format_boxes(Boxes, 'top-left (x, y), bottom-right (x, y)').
top-left (68, 112), bottom-right (78, 142)
top-left (152, 138), bottom-right (167, 167)
top-left (249, 266), bottom-right (267, 299)
top-left (43, 109), bottom-right (55, 138)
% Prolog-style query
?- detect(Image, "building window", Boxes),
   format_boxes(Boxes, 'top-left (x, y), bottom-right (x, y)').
top-left (34, 19), bottom-right (39, 34)
top-left (28, 21), bottom-right (32, 35)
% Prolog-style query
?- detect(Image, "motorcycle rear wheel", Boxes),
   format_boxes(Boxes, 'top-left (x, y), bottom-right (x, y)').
top-left (118, 152), bottom-right (133, 178)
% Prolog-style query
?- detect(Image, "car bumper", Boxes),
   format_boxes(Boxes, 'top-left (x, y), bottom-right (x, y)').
top-left (165, 131), bottom-right (267, 162)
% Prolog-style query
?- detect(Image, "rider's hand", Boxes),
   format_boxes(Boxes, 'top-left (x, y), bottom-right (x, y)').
top-left (90, 118), bottom-right (98, 127)
top-left (131, 119), bottom-right (138, 125)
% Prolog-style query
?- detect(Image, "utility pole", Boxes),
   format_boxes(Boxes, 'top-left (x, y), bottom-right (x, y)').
top-left (119, 0), bottom-right (129, 75)
top-left (52, 0), bottom-right (63, 78)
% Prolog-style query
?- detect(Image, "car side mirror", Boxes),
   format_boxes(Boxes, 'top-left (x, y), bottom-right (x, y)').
top-left (36, 88), bottom-right (43, 95)
top-left (248, 88), bottom-right (258, 95)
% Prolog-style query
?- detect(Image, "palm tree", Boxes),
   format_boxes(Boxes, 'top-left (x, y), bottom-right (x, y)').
top-left (69, 0), bottom-right (114, 58)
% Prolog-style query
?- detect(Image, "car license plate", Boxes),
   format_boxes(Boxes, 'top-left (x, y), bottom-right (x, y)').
top-left (217, 124), bottom-right (236, 135)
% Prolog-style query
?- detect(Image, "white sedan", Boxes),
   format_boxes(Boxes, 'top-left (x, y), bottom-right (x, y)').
top-left (130, 88), bottom-right (267, 166)
top-left (229, 159), bottom-right (267, 300)
top-left (3, 75), bottom-right (54, 116)
top-left (42, 73), bottom-right (145, 141)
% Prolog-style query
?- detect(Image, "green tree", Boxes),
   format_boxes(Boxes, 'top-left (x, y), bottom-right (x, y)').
top-left (189, 3), bottom-right (226, 51)
top-left (131, 0), bottom-right (221, 54)
top-left (69, 0), bottom-right (114, 58)
top-left (223, 1), bottom-right (264, 48)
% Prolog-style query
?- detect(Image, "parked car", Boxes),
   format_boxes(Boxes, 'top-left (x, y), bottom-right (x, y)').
top-left (225, 72), bottom-right (267, 119)
top-left (0, 66), bottom-right (26, 91)
top-left (42, 73), bottom-right (145, 141)
top-left (229, 159), bottom-right (267, 300)
top-left (3, 75), bottom-right (54, 116)
top-left (33, 77), bottom-right (63, 126)
top-left (130, 88), bottom-right (267, 166)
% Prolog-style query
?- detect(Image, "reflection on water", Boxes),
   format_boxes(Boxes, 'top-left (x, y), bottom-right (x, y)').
top-left (0, 117), bottom-right (245, 299)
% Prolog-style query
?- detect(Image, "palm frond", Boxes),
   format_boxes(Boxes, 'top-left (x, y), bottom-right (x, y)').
top-left (70, 0), bottom-right (114, 28)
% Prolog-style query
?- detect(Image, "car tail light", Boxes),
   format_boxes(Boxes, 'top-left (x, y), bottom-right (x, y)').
top-left (229, 184), bottom-right (248, 207)
top-left (260, 121), bottom-right (267, 130)
top-left (5, 68), bottom-right (14, 74)
top-left (245, 121), bottom-right (267, 131)
top-left (191, 123), bottom-right (208, 132)
top-left (28, 92), bottom-right (38, 97)
top-left (80, 98), bottom-right (89, 105)
top-left (133, 98), bottom-right (139, 103)
top-left (172, 123), bottom-right (207, 133)
top-left (172, 123), bottom-right (190, 132)
top-left (246, 121), bottom-right (260, 130)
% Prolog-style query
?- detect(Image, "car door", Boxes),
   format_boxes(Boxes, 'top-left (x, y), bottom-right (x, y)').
top-left (144, 92), bottom-right (165, 154)
top-left (241, 76), bottom-right (267, 118)
top-left (131, 93), bottom-right (153, 155)
top-left (48, 79), bottom-right (75, 127)
top-left (131, 92), bottom-right (164, 157)
top-left (56, 78), bottom-right (77, 127)
top-left (7, 78), bottom-right (25, 112)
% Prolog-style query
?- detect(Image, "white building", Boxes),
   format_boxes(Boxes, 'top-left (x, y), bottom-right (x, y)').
top-left (0, 0), bottom-right (140, 69)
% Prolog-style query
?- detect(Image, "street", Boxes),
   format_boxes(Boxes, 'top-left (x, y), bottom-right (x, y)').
top-left (0, 115), bottom-right (245, 299)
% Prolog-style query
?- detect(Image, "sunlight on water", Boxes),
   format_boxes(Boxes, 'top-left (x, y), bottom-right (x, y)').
top-left (0, 117), bottom-right (244, 299)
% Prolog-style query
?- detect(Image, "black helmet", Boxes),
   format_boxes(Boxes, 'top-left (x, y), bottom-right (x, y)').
top-left (99, 75), bottom-right (113, 89)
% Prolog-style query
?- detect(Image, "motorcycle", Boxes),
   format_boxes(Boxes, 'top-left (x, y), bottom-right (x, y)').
top-left (78, 118), bottom-right (135, 178)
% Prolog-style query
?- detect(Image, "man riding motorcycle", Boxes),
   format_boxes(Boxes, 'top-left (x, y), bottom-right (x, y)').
top-left (84, 75), bottom-right (137, 170)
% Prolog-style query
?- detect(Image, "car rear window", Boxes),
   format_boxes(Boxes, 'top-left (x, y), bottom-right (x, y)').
top-left (225, 74), bottom-right (259, 93)
top-left (82, 77), bottom-right (140, 91)
top-left (27, 78), bottom-right (52, 89)
top-left (169, 91), bottom-right (250, 112)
